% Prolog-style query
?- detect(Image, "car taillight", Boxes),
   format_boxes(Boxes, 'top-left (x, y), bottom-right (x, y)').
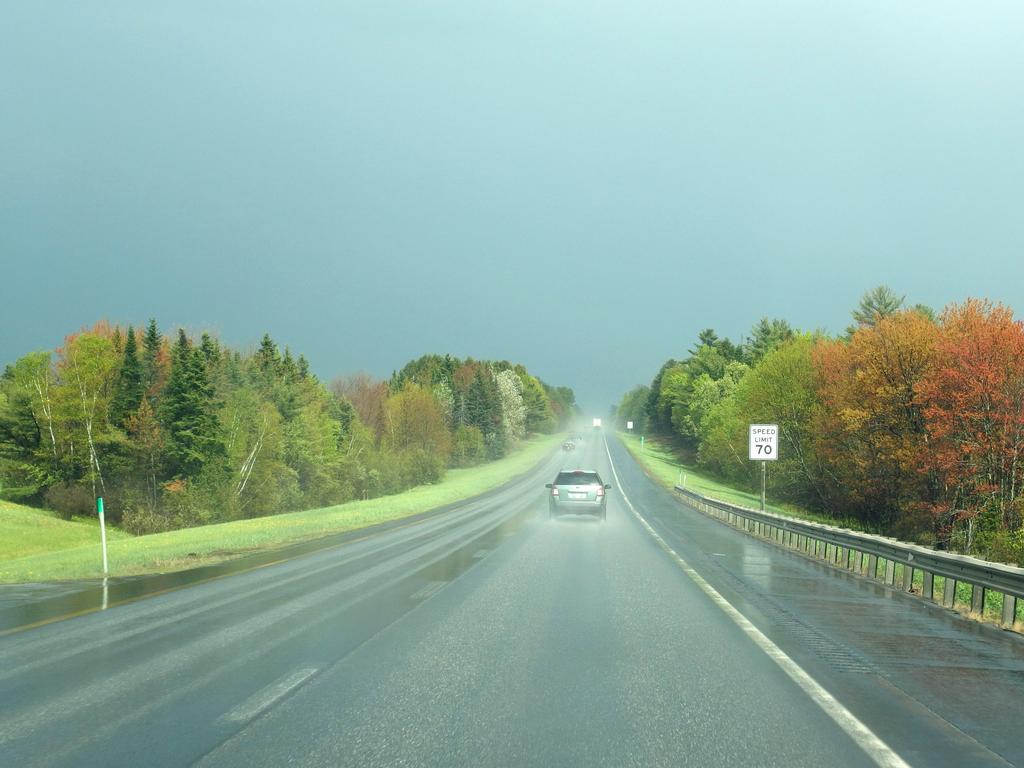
top-left (596, 486), bottom-right (604, 497)
top-left (551, 488), bottom-right (559, 496)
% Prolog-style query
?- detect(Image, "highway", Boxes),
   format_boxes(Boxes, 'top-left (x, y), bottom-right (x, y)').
top-left (2, 434), bottom-right (1023, 767)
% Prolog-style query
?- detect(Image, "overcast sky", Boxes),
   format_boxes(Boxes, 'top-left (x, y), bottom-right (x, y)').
top-left (3, 1), bottom-right (1023, 412)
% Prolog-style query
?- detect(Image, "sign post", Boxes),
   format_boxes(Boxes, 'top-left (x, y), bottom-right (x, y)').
top-left (626, 421), bottom-right (633, 431)
top-left (748, 424), bottom-right (779, 511)
top-left (97, 497), bottom-right (109, 577)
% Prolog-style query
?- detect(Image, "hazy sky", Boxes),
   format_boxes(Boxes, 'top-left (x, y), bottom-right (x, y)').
top-left (3, 2), bottom-right (1023, 412)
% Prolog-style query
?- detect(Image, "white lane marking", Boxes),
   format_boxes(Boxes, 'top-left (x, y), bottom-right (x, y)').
top-left (224, 667), bottom-right (318, 723)
top-left (603, 439), bottom-right (911, 768)
top-left (410, 580), bottom-right (448, 601)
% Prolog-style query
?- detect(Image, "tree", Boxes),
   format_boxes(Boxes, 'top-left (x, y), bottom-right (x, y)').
top-left (496, 370), bottom-right (526, 441)
top-left (142, 319), bottom-right (165, 401)
top-left (125, 398), bottom-right (164, 510)
top-left (744, 318), bottom-right (794, 364)
top-left (847, 285), bottom-right (905, 335)
top-left (814, 310), bottom-right (939, 529)
top-left (331, 373), bottom-right (388, 433)
top-left (255, 334), bottom-right (280, 378)
top-left (463, 367), bottom-right (501, 435)
top-left (918, 300), bottom-right (1024, 545)
top-left (517, 370), bottom-right (557, 434)
top-left (645, 359), bottom-right (679, 433)
top-left (57, 332), bottom-right (120, 498)
top-left (0, 352), bottom-right (57, 497)
top-left (380, 385), bottom-right (451, 458)
top-left (733, 336), bottom-right (828, 505)
top-left (159, 330), bottom-right (224, 479)
top-left (615, 385), bottom-right (650, 432)
top-left (110, 326), bottom-right (144, 427)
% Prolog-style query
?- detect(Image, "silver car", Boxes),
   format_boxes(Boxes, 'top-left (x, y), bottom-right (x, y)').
top-left (546, 469), bottom-right (610, 520)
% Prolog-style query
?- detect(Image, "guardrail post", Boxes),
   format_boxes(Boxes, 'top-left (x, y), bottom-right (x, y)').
top-left (902, 563), bottom-right (914, 592)
top-left (1002, 595), bottom-right (1018, 628)
top-left (884, 559), bottom-right (896, 585)
top-left (867, 554), bottom-right (878, 579)
top-left (922, 571), bottom-right (934, 600)
top-left (942, 578), bottom-right (956, 607)
top-left (971, 584), bottom-right (985, 615)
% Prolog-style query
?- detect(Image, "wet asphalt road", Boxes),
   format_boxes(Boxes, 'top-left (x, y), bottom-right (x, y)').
top-left (2, 434), bottom-right (1024, 767)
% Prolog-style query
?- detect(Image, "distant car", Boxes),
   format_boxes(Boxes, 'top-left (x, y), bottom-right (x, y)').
top-left (562, 440), bottom-right (575, 451)
top-left (546, 469), bottom-right (610, 520)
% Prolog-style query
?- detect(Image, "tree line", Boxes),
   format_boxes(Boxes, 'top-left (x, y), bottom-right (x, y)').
top-left (0, 322), bottom-right (575, 534)
top-left (615, 287), bottom-right (1024, 563)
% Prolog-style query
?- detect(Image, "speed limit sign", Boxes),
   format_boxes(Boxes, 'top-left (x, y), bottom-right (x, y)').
top-left (749, 424), bottom-right (778, 461)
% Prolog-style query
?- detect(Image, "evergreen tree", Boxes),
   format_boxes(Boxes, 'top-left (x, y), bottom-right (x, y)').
top-left (159, 330), bottom-right (223, 478)
top-left (255, 334), bottom-right (280, 377)
top-left (281, 348), bottom-right (298, 383)
top-left (464, 368), bottom-right (501, 435)
top-left (847, 285), bottom-right (905, 335)
top-left (200, 333), bottom-right (219, 366)
top-left (142, 318), bottom-right (162, 400)
top-left (745, 318), bottom-right (794, 364)
top-left (110, 326), bottom-right (144, 427)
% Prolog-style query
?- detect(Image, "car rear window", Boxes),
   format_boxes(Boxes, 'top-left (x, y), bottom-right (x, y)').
top-left (555, 471), bottom-right (601, 485)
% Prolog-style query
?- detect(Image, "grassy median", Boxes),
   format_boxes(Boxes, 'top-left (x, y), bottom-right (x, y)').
top-left (0, 434), bottom-right (561, 583)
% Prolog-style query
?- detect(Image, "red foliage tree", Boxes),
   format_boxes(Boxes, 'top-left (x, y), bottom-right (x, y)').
top-left (919, 300), bottom-right (1024, 541)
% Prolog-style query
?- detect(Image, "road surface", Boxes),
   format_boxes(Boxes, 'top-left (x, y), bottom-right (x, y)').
top-left (1, 434), bottom-right (1023, 767)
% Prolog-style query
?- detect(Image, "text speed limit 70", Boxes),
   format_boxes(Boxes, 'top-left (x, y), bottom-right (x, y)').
top-left (749, 424), bottom-right (779, 461)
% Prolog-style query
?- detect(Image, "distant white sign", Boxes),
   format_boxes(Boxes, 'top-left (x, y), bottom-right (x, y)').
top-left (749, 424), bottom-right (778, 460)
top-left (626, 421), bottom-right (634, 430)
top-left (593, 418), bottom-right (602, 428)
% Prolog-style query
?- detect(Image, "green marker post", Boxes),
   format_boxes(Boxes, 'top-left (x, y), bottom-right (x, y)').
top-left (97, 497), bottom-right (109, 576)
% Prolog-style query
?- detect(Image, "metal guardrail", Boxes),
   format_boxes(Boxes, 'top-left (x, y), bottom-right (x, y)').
top-left (673, 485), bottom-right (1024, 630)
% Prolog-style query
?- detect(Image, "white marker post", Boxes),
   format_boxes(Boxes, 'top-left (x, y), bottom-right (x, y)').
top-left (748, 424), bottom-right (779, 511)
top-left (97, 496), bottom-right (109, 577)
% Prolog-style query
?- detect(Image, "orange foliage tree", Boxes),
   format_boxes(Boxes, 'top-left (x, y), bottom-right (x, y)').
top-left (813, 310), bottom-right (939, 530)
top-left (918, 300), bottom-right (1024, 545)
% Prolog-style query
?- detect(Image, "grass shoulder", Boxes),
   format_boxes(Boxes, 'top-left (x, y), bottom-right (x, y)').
top-left (617, 432), bottom-right (869, 531)
top-left (0, 433), bottom-right (563, 584)
top-left (0, 503), bottom-right (131, 562)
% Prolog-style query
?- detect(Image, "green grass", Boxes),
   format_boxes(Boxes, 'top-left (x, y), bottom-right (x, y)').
top-left (0, 434), bottom-right (562, 584)
top-left (618, 432), bottom-right (866, 529)
top-left (0, 502), bottom-right (131, 562)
